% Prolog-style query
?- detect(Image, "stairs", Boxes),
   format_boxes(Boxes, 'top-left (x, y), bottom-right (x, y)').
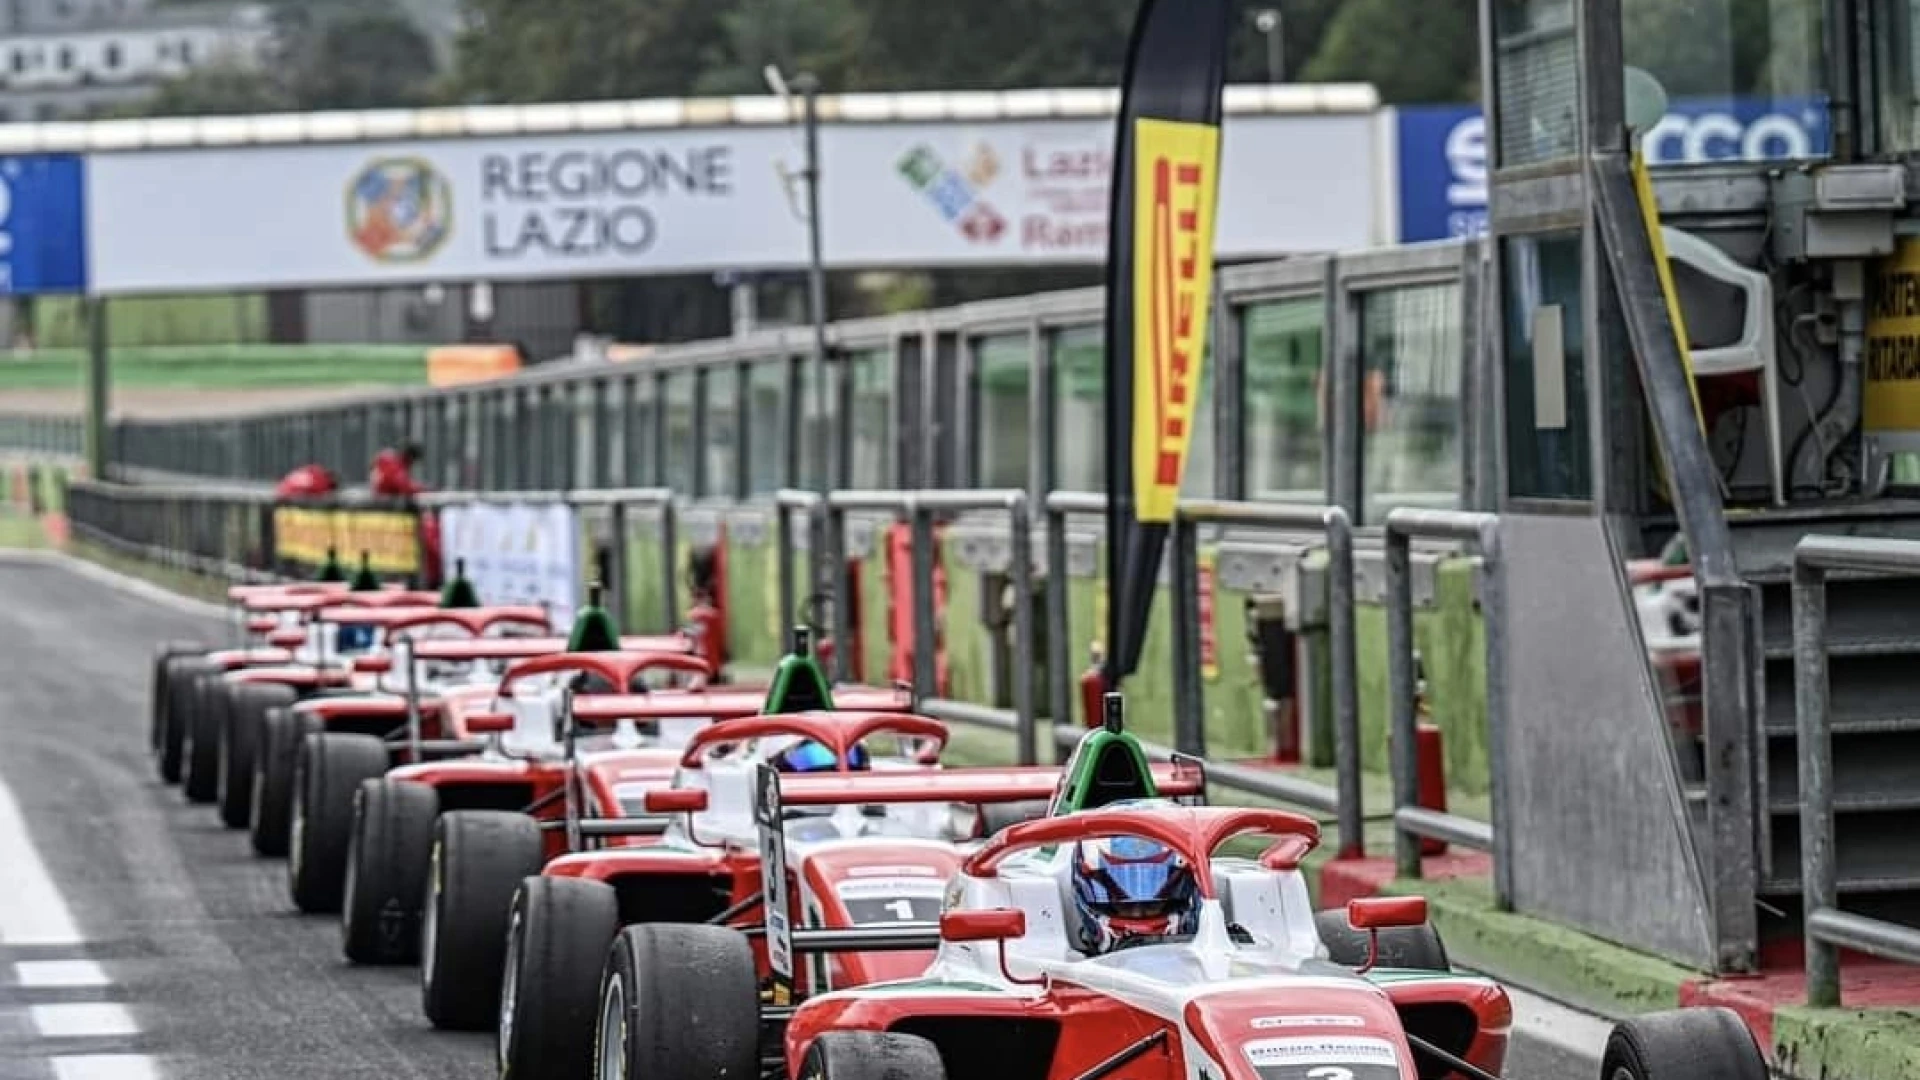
top-left (1729, 503), bottom-right (1920, 934)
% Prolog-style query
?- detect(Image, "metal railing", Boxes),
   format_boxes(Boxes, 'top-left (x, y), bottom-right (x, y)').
top-left (1386, 508), bottom-right (1507, 904)
top-left (1172, 498), bottom-right (1361, 855)
top-left (1791, 534), bottom-right (1920, 1007)
top-left (67, 477), bottom-right (277, 581)
top-left (819, 489), bottom-right (1038, 765)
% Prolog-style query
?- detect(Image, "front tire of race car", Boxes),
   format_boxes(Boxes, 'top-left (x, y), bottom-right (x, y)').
top-left (288, 732), bottom-right (389, 914)
top-left (150, 642), bottom-right (204, 756)
top-left (219, 682), bottom-right (297, 830)
top-left (159, 658), bottom-right (216, 784)
top-left (498, 876), bottom-right (619, 1080)
top-left (420, 810), bottom-right (543, 1031)
top-left (591, 924), bottom-right (758, 1080)
top-left (800, 1031), bottom-right (949, 1080)
top-left (341, 778), bottom-right (438, 964)
top-left (250, 708), bottom-right (318, 857)
top-left (182, 675), bottom-right (231, 804)
top-left (1314, 908), bottom-right (1450, 971)
top-left (1600, 1006), bottom-right (1766, 1080)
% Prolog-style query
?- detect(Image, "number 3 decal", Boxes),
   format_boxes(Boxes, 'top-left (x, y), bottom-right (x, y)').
top-left (1306, 1068), bottom-right (1354, 1080)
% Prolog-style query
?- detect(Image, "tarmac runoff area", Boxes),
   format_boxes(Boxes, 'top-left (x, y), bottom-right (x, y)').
top-left (0, 549), bottom-right (1700, 1080)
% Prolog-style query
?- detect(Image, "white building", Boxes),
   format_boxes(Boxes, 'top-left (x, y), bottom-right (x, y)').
top-left (0, 0), bottom-right (273, 120)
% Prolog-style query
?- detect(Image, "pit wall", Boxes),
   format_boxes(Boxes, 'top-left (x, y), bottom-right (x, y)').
top-left (622, 506), bottom-right (1489, 795)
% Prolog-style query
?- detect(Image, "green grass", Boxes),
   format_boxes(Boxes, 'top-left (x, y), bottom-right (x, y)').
top-left (0, 345), bottom-right (431, 392)
top-left (31, 295), bottom-right (270, 348)
top-left (0, 512), bottom-right (47, 549)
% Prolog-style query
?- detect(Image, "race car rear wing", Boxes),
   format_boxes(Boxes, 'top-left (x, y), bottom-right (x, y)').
top-left (775, 763), bottom-right (1204, 808)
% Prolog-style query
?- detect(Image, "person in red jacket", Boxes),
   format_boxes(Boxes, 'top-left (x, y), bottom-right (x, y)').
top-left (275, 464), bottom-right (337, 499)
top-left (369, 441), bottom-right (426, 498)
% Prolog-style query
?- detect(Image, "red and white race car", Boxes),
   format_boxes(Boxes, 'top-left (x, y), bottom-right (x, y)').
top-left (588, 803), bottom-right (1768, 1080)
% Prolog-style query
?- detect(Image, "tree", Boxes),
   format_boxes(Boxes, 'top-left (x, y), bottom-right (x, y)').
top-left (450, 0), bottom-right (729, 103)
top-left (692, 0), bottom-right (869, 96)
top-left (1301, 0), bottom-right (1479, 103)
top-left (131, 59), bottom-right (292, 117)
top-left (288, 12), bottom-right (439, 110)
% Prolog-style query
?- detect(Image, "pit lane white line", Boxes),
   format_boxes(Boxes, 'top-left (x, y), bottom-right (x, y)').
top-left (13, 961), bottom-right (110, 988)
top-left (29, 1003), bottom-right (139, 1037)
top-left (0, 550), bottom-right (227, 621)
top-left (51, 1056), bottom-right (160, 1080)
top-left (0, 773), bottom-right (82, 946)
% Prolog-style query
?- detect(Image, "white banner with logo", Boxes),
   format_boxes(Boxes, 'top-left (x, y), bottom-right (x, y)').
top-left (439, 502), bottom-right (582, 629)
top-left (81, 114), bottom-right (1377, 293)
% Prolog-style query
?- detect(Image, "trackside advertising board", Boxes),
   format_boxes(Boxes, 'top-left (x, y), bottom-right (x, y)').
top-left (272, 506), bottom-right (422, 577)
top-left (82, 115), bottom-right (1375, 294)
top-left (0, 154), bottom-right (87, 295)
top-left (1394, 97), bottom-right (1830, 242)
top-left (438, 502), bottom-right (581, 625)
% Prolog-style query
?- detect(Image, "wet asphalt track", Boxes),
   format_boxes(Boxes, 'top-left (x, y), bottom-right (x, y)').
top-left (0, 554), bottom-right (1608, 1080)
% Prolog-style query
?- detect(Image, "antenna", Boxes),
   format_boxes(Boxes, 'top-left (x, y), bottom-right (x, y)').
top-left (791, 624), bottom-right (811, 657)
top-left (1102, 691), bottom-right (1125, 734)
top-left (588, 580), bottom-right (604, 609)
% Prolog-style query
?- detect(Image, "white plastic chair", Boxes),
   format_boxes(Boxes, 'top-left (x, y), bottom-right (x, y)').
top-left (1661, 226), bottom-right (1784, 505)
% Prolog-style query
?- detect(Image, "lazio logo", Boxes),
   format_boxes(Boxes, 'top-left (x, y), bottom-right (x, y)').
top-left (347, 157), bottom-right (451, 264)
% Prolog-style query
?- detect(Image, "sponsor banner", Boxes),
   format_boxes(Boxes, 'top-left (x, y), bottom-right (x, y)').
top-left (1395, 96), bottom-right (1830, 243)
top-left (439, 501), bottom-right (582, 625)
top-left (1244, 1035), bottom-right (1402, 1080)
top-left (0, 154), bottom-right (88, 295)
top-left (272, 506), bottom-right (421, 576)
top-left (83, 115), bottom-right (1373, 294)
top-left (1865, 237), bottom-right (1920, 434)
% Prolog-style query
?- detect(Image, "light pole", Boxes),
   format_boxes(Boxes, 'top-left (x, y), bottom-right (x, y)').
top-left (1255, 9), bottom-right (1284, 83)
top-left (764, 65), bottom-right (830, 494)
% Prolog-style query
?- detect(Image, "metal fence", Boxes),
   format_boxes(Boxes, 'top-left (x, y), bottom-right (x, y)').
top-left (1791, 534), bottom-right (1920, 1007)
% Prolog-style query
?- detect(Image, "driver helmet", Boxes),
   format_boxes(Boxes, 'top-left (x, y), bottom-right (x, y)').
top-left (1068, 834), bottom-right (1200, 955)
top-left (769, 738), bottom-right (870, 773)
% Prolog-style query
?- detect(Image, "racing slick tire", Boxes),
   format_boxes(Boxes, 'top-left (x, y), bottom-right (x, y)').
top-left (150, 642), bottom-right (204, 756)
top-left (498, 876), bottom-right (620, 1080)
top-left (182, 675), bottom-right (231, 804)
top-left (160, 659), bottom-right (216, 784)
top-left (1314, 908), bottom-right (1450, 971)
top-left (979, 800), bottom-right (1050, 836)
top-left (1600, 1006), bottom-right (1766, 1080)
top-left (218, 682), bottom-right (297, 830)
top-left (249, 708), bottom-right (319, 857)
top-left (591, 924), bottom-right (759, 1080)
top-left (420, 810), bottom-right (544, 1030)
top-left (341, 778), bottom-right (439, 965)
top-left (288, 732), bottom-right (389, 914)
top-left (800, 1031), bottom-right (949, 1080)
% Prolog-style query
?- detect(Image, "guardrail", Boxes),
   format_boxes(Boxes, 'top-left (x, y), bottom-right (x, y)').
top-left (1386, 508), bottom-right (1507, 905)
top-left (68, 477), bottom-right (278, 581)
top-left (1172, 498), bottom-right (1362, 856)
top-left (1791, 534), bottom-right (1920, 1007)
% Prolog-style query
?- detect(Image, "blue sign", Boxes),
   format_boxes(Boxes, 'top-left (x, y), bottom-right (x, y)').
top-left (0, 155), bottom-right (88, 295)
top-left (1395, 97), bottom-right (1830, 244)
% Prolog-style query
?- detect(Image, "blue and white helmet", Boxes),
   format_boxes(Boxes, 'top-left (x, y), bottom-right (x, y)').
top-left (1068, 832), bottom-right (1199, 954)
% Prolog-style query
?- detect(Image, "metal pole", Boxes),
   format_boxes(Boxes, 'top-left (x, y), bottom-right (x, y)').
top-left (1169, 514), bottom-right (1206, 758)
top-left (1385, 527), bottom-right (1421, 878)
top-left (1045, 505), bottom-right (1072, 747)
top-left (608, 500), bottom-right (630, 631)
top-left (778, 502), bottom-right (798, 636)
top-left (659, 497), bottom-right (680, 632)
top-left (1479, 530), bottom-right (1513, 910)
top-left (85, 298), bottom-right (109, 481)
top-left (1792, 558), bottom-right (1840, 1008)
top-left (1009, 494), bottom-right (1037, 767)
top-left (1325, 508), bottom-right (1363, 858)
top-left (909, 502), bottom-right (938, 702)
top-left (827, 504), bottom-right (851, 683)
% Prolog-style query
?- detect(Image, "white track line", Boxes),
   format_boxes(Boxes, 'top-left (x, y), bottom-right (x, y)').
top-left (0, 550), bottom-right (227, 621)
top-left (0, 776), bottom-right (82, 946)
top-left (51, 1056), bottom-right (159, 1080)
top-left (13, 961), bottom-right (109, 988)
top-left (29, 1003), bottom-right (139, 1037)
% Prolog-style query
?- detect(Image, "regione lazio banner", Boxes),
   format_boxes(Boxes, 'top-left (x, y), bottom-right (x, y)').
top-left (440, 502), bottom-right (582, 626)
top-left (0, 154), bottom-right (88, 295)
top-left (1395, 96), bottom-right (1831, 242)
top-left (82, 114), bottom-right (1374, 293)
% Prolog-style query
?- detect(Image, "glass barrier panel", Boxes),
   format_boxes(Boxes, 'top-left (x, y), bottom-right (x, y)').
top-left (799, 355), bottom-right (839, 490)
top-left (1054, 325), bottom-right (1105, 490)
top-left (973, 333), bottom-right (1031, 489)
top-left (1492, 0), bottom-right (1581, 168)
top-left (1624, 0), bottom-right (1831, 162)
top-left (1360, 283), bottom-right (1465, 523)
top-left (1503, 232), bottom-right (1593, 500)
top-left (1242, 296), bottom-right (1326, 502)
top-left (1183, 335), bottom-right (1218, 497)
top-left (746, 359), bottom-right (788, 494)
top-left (847, 347), bottom-right (895, 489)
top-left (625, 377), bottom-right (656, 488)
top-left (705, 365), bottom-right (740, 499)
top-left (664, 371), bottom-right (695, 495)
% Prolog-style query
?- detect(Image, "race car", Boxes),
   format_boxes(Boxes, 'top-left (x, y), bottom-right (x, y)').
top-left (588, 702), bottom-right (1770, 1080)
top-left (307, 637), bottom-right (915, 959)
top-left (245, 609), bottom-right (692, 858)
top-left (493, 706), bottom-right (1207, 1080)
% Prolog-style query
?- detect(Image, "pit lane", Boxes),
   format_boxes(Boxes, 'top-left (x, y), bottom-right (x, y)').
top-left (0, 554), bottom-right (1609, 1080)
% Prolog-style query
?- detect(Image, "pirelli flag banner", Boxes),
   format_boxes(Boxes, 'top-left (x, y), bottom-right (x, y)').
top-left (1101, 0), bottom-right (1231, 686)
top-left (273, 505), bottom-right (424, 577)
top-left (1866, 237), bottom-right (1920, 445)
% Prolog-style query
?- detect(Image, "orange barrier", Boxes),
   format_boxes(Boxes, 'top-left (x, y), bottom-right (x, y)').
top-left (426, 345), bottom-right (522, 388)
